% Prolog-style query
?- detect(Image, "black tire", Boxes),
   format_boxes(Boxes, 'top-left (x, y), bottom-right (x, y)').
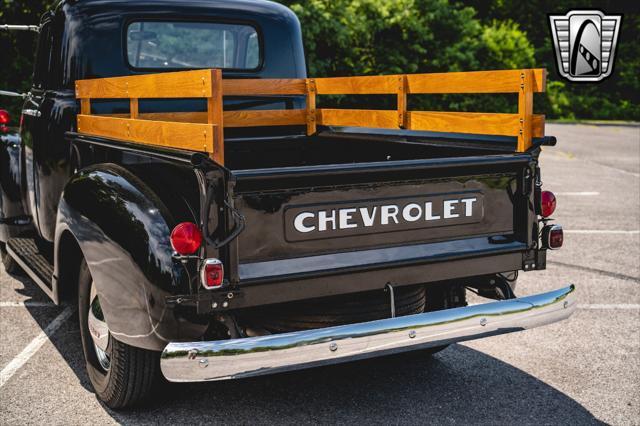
top-left (77, 259), bottom-right (159, 409)
top-left (0, 243), bottom-right (22, 275)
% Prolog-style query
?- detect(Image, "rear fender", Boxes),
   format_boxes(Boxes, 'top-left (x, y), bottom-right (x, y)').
top-left (54, 163), bottom-right (205, 351)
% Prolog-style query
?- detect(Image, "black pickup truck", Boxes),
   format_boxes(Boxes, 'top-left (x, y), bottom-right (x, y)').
top-left (1, 0), bottom-right (574, 409)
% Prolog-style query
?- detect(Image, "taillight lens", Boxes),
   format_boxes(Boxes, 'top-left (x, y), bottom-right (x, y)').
top-left (540, 190), bottom-right (556, 217)
top-left (0, 110), bottom-right (9, 125)
top-left (170, 222), bottom-right (202, 255)
top-left (201, 259), bottom-right (224, 289)
top-left (542, 224), bottom-right (563, 249)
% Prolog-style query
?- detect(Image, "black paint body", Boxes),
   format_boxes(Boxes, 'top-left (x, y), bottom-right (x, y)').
top-left (0, 0), bottom-right (550, 351)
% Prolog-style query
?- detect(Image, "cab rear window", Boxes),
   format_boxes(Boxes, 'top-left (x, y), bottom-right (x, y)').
top-left (126, 21), bottom-right (260, 70)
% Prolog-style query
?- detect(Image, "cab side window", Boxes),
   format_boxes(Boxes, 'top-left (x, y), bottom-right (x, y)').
top-left (32, 20), bottom-right (52, 89)
top-left (32, 15), bottom-right (62, 90)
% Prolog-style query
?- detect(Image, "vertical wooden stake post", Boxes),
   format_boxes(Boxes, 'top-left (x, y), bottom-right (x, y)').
top-left (397, 75), bottom-right (408, 129)
top-left (306, 79), bottom-right (317, 135)
top-left (130, 98), bottom-right (139, 119)
top-left (517, 69), bottom-right (534, 152)
top-left (208, 69), bottom-right (224, 165)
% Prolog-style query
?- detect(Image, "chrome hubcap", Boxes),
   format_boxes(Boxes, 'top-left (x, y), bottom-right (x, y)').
top-left (88, 282), bottom-right (110, 371)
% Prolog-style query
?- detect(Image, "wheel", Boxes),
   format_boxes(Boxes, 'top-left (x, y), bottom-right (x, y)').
top-left (78, 259), bottom-right (159, 409)
top-left (421, 282), bottom-right (468, 356)
top-left (0, 242), bottom-right (22, 275)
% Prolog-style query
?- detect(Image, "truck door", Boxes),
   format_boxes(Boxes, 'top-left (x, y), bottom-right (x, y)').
top-left (20, 13), bottom-right (68, 242)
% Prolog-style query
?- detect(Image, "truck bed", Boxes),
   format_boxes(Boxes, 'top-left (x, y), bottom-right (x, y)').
top-left (224, 130), bottom-right (527, 170)
top-left (70, 67), bottom-right (548, 311)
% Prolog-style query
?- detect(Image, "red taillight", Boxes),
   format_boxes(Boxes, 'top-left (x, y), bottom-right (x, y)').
top-left (0, 110), bottom-right (9, 125)
top-left (170, 222), bottom-right (202, 255)
top-left (540, 190), bottom-right (557, 217)
top-left (0, 110), bottom-right (9, 132)
top-left (201, 259), bottom-right (224, 289)
top-left (542, 224), bottom-right (563, 249)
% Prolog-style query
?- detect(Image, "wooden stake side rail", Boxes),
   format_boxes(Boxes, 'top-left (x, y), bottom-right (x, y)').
top-left (76, 68), bottom-right (547, 165)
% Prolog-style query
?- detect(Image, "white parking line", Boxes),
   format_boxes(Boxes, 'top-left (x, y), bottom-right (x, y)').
top-left (555, 192), bottom-right (600, 196)
top-left (0, 301), bottom-right (55, 307)
top-left (578, 304), bottom-right (640, 310)
top-left (564, 230), bottom-right (640, 235)
top-left (0, 306), bottom-right (75, 388)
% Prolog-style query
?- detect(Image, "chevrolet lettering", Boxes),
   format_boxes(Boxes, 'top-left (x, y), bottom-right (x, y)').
top-left (287, 194), bottom-right (482, 240)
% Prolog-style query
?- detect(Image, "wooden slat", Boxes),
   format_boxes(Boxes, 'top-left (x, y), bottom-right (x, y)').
top-left (104, 110), bottom-right (544, 137)
top-left (77, 115), bottom-right (216, 154)
top-left (317, 109), bottom-right (398, 129)
top-left (408, 112), bottom-right (543, 138)
top-left (222, 79), bottom-right (307, 96)
top-left (313, 69), bottom-right (545, 95)
top-left (406, 69), bottom-right (546, 94)
top-left (315, 75), bottom-right (398, 94)
top-left (104, 112), bottom-right (207, 123)
top-left (105, 110), bottom-right (309, 127)
top-left (76, 69), bottom-right (214, 99)
top-left (408, 111), bottom-right (520, 136)
top-left (223, 110), bottom-right (306, 127)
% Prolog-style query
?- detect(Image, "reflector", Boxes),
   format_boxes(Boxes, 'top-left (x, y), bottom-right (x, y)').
top-left (170, 222), bottom-right (202, 255)
top-left (0, 110), bottom-right (9, 125)
top-left (541, 191), bottom-right (557, 217)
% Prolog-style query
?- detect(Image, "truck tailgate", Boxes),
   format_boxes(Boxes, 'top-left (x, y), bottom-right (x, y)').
top-left (228, 154), bottom-right (535, 284)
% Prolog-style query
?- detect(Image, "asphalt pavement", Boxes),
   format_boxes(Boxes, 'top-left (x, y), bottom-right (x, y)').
top-left (0, 123), bottom-right (639, 425)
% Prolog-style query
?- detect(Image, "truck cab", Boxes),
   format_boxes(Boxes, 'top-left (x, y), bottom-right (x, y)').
top-left (1, 0), bottom-right (574, 409)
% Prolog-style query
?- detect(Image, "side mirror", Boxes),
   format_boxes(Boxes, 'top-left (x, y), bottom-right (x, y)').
top-left (0, 24), bottom-right (39, 32)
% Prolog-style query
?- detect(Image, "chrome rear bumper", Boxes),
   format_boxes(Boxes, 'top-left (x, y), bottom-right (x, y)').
top-left (160, 285), bottom-right (576, 382)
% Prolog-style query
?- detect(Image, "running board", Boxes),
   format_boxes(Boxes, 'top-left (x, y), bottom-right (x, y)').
top-left (6, 237), bottom-right (57, 303)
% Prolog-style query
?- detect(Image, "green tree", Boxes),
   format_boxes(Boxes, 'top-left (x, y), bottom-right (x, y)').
top-left (281, 0), bottom-right (537, 113)
top-left (0, 0), bottom-right (55, 120)
top-left (465, 0), bottom-right (639, 119)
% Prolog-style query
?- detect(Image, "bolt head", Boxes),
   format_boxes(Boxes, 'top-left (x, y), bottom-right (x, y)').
top-left (480, 318), bottom-right (488, 326)
top-left (199, 359), bottom-right (209, 368)
top-left (212, 302), bottom-right (218, 309)
top-left (329, 342), bottom-right (338, 352)
top-left (408, 330), bottom-right (417, 339)
top-left (222, 301), bottom-right (229, 308)
top-left (563, 301), bottom-right (569, 309)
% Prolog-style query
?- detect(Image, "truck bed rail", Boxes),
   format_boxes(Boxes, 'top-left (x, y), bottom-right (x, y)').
top-left (75, 68), bottom-right (547, 165)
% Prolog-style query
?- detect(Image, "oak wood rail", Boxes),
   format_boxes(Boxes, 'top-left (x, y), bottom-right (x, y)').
top-left (75, 68), bottom-right (547, 165)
